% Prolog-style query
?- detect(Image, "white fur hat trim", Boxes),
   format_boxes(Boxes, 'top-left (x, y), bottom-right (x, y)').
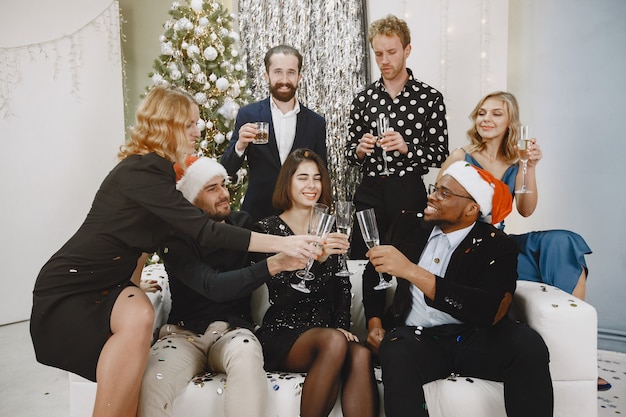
top-left (176, 157), bottom-right (228, 202)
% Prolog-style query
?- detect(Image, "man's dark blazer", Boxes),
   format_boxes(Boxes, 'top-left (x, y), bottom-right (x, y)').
top-left (221, 97), bottom-right (327, 221)
top-left (363, 213), bottom-right (519, 329)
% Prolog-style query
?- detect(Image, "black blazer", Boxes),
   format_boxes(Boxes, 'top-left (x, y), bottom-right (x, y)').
top-left (363, 213), bottom-right (519, 329)
top-left (221, 98), bottom-right (327, 221)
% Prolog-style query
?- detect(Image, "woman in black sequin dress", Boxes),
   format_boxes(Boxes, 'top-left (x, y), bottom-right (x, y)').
top-left (254, 149), bottom-right (378, 417)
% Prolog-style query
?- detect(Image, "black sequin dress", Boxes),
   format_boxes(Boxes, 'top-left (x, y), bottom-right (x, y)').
top-left (253, 215), bottom-right (352, 371)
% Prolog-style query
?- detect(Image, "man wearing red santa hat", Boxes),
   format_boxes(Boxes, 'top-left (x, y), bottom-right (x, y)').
top-left (363, 160), bottom-right (553, 417)
top-left (138, 156), bottom-right (306, 417)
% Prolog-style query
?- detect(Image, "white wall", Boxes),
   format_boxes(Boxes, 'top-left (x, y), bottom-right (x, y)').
top-left (507, 0), bottom-right (626, 351)
top-left (0, 0), bottom-right (125, 324)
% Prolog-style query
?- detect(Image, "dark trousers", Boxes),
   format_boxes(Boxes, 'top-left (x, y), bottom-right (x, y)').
top-left (352, 173), bottom-right (427, 259)
top-left (378, 318), bottom-right (553, 417)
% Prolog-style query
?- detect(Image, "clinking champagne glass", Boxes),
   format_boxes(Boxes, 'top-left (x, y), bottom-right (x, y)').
top-left (313, 203), bottom-right (329, 215)
top-left (334, 201), bottom-right (354, 277)
top-left (356, 208), bottom-right (392, 290)
top-left (301, 205), bottom-right (329, 281)
top-left (309, 203), bottom-right (330, 275)
top-left (378, 114), bottom-right (392, 175)
top-left (515, 125), bottom-right (533, 194)
top-left (292, 210), bottom-right (336, 293)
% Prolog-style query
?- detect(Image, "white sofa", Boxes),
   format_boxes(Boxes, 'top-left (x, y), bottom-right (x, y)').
top-left (69, 260), bottom-right (598, 417)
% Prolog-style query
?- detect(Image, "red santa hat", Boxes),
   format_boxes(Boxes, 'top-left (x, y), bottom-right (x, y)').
top-left (174, 155), bottom-right (228, 202)
top-left (442, 161), bottom-right (512, 225)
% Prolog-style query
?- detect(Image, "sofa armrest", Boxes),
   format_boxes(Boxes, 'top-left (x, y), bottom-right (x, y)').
top-left (510, 281), bottom-right (597, 381)
top-left (141, 263), bottom-right (172, 342)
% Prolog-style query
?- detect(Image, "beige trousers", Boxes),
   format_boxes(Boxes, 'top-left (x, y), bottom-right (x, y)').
top-left (138, 321), bottom-right (268, 417)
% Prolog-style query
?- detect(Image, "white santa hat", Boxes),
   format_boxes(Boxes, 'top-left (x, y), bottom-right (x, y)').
top-left (175, 156), bottom-right (228, 202)
top-left (442, 160), bottom-right (512, 224)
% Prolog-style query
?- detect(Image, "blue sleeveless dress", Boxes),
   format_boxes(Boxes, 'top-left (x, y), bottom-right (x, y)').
top-left (464, 153), bottom-right (592, 294)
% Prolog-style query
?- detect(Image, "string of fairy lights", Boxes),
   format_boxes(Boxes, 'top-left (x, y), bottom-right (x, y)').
top-left (0, 3), bottom-right (121, 120)
top-left (395, 0), bottom-right (495, 139)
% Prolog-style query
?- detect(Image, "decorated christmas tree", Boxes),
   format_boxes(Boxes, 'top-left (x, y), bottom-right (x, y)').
top-left (148, 0), bottom-right (251, 207)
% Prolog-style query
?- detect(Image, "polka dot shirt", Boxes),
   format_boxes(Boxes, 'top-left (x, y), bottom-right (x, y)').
top-left (346, 69), bottom-right (449, 177)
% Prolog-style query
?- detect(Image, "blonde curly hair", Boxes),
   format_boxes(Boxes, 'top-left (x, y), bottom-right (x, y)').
top-left (120, 86), bottom-right (197, 168)
top-left (368, 14), bottom-right (411, 48)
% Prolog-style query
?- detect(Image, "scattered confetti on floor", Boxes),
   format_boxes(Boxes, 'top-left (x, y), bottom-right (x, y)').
top-left (598, 350), bottom-right (625, 416)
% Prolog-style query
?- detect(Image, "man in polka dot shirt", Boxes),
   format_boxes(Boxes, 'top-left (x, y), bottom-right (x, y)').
top-left (346, 14), bottom-right (449, 261)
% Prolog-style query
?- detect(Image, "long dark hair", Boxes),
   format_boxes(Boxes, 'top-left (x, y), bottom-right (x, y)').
top-left (272, 148), bottom-right (332, 211)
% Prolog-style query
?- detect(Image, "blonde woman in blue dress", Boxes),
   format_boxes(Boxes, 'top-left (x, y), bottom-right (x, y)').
top-left (438, 91), bottom-right (610, 391)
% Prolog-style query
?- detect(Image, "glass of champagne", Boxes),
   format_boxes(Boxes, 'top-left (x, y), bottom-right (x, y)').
top-left (356, 208), bottom-right (392, 290)
top-left (334, 201), bottom-right (354, 277)
top-left (515, 125), bottom-right (533, 194)
top-left (378, 114), bottom-right (392, 175)
top-left (313, 203), bottom-right (329, 215)
top-left (292, 210), bottom-right (336, 293)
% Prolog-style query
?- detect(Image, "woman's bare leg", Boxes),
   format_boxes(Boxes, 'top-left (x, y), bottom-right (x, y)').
top-left (93, 286), bottom-right (155, 417)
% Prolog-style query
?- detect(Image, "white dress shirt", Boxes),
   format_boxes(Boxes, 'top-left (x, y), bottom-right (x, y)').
top-left (405, 223), bottom-right (475, 327)
top-left (270, 96), bottom-right (300, 164)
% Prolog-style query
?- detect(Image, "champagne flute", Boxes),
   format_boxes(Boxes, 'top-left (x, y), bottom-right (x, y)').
top-left (310, 203), bottom-right (330, 271)
top-left (303, 202), bottom-right (329, 281)
top-left (515, 125), bottom-right (533, 194)
top-left (356, 208), bottom-right (392, 290)
top-left (378, 114), bottom-right (392, 175)
top-left (334, 201), bottom-right (354, 277)
top-left (313, 203), bottom-right (329, 215)
top-left (292, 210), bottom-right (336, 293)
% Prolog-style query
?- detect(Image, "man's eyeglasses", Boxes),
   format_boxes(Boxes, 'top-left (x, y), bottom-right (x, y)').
top-left (428, 184), bottom-right (475, 202)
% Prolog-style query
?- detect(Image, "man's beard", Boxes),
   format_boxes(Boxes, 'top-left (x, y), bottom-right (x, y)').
top-left (423, 213), bottom-right (465, 230)
top-left (269, 82), bottom-right (297, 102)
top-left (210, 211), bottom-right (230, 223)
top-left (204, 200), bottom-right (231, 222)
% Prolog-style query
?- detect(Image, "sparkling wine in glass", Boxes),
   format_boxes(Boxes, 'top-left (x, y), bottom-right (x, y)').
top-left (378, 114), bottom-right (392, 175)
top-left (356, 208), bottom-right (392, 290)
top-left (515, 125), bottom-right (533, 194)
top-left (292, 210), bottom-right (336, 293)
top-left (334, 201), bottom-right (354, 277)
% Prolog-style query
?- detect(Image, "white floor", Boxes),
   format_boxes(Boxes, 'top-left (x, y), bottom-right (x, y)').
top-left (0, 320), bottom-right (68, 417)
top-left (0, 320), bottom-right (624, 417)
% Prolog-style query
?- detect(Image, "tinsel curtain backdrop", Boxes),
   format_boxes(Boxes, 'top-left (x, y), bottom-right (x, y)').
top-left (237, 0), bottom-right (369, 201)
